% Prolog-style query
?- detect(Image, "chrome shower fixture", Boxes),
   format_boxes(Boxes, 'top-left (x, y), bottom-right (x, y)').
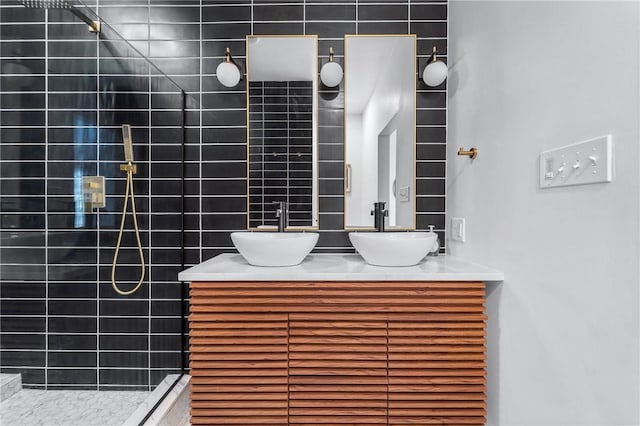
top-left (21, 0), bottom-right (101, 33)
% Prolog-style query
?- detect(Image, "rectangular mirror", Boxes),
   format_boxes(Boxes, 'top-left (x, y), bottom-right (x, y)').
top-left (344, 35), bottom-right (416, 230)
top-left (247, 35), bottom-right (318, 230)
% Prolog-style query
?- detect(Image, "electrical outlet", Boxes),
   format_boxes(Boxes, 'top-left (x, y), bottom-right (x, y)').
top-left (451, 217), bottom-right (465, 242)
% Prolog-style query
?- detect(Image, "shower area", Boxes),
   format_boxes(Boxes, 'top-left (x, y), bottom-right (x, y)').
top-left (1, 0), bottom-right (188, 423)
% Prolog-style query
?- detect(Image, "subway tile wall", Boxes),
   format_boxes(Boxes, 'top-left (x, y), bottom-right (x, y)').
top-left (0, 0), bottom-right (448, 388)
top-left (0, 1), bottom-right (187, 390)
top-left (248, 80), bottom-right (314, 228)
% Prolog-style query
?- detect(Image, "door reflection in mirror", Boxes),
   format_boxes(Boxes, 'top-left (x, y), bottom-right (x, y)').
top-left (344, 35), bottom-right (416, 230)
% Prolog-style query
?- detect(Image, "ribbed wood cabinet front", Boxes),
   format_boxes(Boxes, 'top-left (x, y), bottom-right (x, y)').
top-left (189, 281), bottom-right (486, 425)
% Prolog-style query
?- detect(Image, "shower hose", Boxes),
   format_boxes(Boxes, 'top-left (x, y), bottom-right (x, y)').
top-left (111, 162), bottom-right (145, 296)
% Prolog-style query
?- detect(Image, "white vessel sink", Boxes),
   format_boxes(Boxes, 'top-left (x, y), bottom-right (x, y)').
top-left (231, 232), bottom-right (319, 267)
top-left (349, 232), bottom-right (438, 267)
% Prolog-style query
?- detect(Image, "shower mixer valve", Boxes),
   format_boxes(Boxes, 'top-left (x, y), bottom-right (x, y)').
top-left (82, 176), bottom-right (105, 210)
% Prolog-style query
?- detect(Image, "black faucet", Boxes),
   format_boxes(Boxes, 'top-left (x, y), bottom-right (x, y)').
top-left (274, 201), bottom-right (288, 232)
top-left (370, 201), bottom-right (388, 232)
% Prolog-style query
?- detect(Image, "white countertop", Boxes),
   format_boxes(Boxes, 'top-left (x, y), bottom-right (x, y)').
top-left (178, 253), bottom-right (504, 282)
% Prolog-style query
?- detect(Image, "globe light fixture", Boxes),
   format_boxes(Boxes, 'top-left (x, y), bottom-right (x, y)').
top-left (216, 47), bottom-right (241, 88)
top-left (320, 47), bottom-right (343, 87)
top-left (422, 46), bottom-right (448, 87)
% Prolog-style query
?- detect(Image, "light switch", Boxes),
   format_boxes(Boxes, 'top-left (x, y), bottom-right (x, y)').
top-left (398, 186), bottom-right (410, 202)
top-left (544, 157), bottom-right (554, 180)
top-left (539, 135), bottom-right (613, 189)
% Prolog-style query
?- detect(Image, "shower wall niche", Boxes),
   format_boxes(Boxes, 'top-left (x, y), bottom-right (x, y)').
top-left (0, 2), bottom-right (185, 390)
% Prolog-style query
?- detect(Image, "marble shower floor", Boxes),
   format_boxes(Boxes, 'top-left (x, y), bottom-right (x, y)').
top-left (0, 389), bottom-right (151, 426)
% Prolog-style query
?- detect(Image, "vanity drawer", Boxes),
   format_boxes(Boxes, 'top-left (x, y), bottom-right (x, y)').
top-left (289, 313), bottom-right (388, 425)
top-left (189, 313), bottom-right (289, 425)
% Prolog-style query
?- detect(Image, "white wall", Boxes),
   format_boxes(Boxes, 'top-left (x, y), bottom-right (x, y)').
top-left (345, 113), bottom-right (368, 225)
top-left (448, 2), bottom-right (640, 425)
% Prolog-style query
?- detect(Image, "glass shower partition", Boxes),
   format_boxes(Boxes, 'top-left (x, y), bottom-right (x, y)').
top-left (0, 0), bottom-right (186, 395)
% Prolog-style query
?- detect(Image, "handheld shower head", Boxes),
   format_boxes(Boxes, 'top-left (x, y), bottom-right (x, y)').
top-left (113, 124), bottom-right (145, 296)
top-left (121, 124), bottom-right (134, 163)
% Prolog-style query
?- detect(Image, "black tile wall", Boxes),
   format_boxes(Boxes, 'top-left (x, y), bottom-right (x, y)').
top-left (0, 1), bottom-right (186, 390)
top-left (0, 0), bottom-right (448, 388)
top-left (248, 80), bottom-right (314, 228)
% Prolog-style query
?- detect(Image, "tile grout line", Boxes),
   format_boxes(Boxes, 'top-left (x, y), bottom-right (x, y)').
top-left (287, 82), bottom-right (290, 216)
top-left (261, 83), bottom-right (265, 225)
top-left (199, 0), bottom-right (204, 265)
top-left (44, 7), bottom-right (50, 390)
top-left (96, 0), bottom-right (101, 390)
top-left (147, 0), bottom-right (153, 391)
top-left (355, 0), bottom-right (358, 34)
top-left (408, 0), bottom-right (411, 34)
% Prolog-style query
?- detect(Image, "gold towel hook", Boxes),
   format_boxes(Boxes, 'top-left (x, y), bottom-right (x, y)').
top-left (458, 147), bottom-right (478, 159)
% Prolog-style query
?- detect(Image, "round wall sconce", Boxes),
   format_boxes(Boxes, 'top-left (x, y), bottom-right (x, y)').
top-left (320, 47), bottom-right (343, 87)
top-left (422, 46), bottom-right (448, 87)
top-left (216, 47), bottom-right (241, 88)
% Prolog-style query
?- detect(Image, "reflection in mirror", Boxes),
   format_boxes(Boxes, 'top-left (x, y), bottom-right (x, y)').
top-left (344, 35), bottom-right (416, 230)
top-left (247, 36), bottom-right (318, 229)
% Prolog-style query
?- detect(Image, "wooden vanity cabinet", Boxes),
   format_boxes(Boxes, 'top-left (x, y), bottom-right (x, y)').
top-left (189, 281), bottom-right (487, 425)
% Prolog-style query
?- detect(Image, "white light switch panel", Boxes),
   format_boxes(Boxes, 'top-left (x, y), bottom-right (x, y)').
top-left (539, 135), bottom-right (613, 189)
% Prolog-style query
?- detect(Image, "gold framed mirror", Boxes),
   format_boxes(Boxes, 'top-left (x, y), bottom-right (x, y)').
top-left (343, 34), bottom-right (417, 230)
top-left (246, 35), bottom-right (318, 230)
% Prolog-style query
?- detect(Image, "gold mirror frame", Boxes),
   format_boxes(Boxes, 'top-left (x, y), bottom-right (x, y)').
top-left (343, 34), bottom-right (417, 231)
top-left (245, 35), bottom-right (319, 231)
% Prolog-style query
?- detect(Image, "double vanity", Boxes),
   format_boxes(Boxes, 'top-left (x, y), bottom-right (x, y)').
top-left (179, 246), bottom-right (503, 425)
top-left (231, 229), bottom-right (438, 268)
top-left (178, 33), bottom-right (504, 425)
